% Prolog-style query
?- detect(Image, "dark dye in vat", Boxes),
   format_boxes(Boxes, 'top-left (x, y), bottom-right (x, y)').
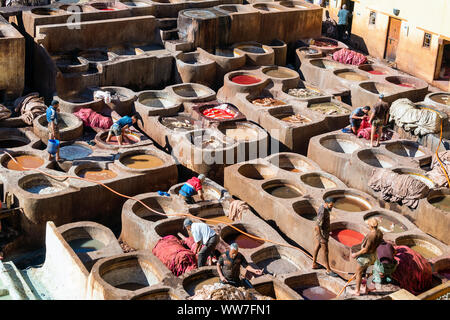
top-left (225, 234), bottom-right (264, 249)
top-left (294, 286), bottom-right (336, 300)
top-left (0, 139), bottom-right (28, 148)
top-left (438, 269), bottom-right (450, 279)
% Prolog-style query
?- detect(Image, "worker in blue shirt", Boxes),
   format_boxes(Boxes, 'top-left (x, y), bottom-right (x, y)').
top-left (337, 4), bottom-right (351, 41)
top-left (46, 100), bottom-right (61, 161)
top-left (106, 114), bottom-right (138, 146)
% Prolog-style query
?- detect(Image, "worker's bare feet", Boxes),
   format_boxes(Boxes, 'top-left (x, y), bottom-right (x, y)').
top-left (311, 263), bottom-right (320, 269)
top-left (348, 288), bottom-right (361, 296)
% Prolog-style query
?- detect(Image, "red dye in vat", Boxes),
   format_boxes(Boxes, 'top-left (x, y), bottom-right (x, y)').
top-left (330, 229), bottom-right (364, 247)
top-left (202, 106), bottom-right (236, 119)
top-left (368, 70), bottom-right (384, 75)
top-left (231, 75), bottom-right (261, 85)
top-left (398, 83), bottom-right (415, 88)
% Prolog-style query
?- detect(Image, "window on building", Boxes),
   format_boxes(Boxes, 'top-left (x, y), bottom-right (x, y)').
top-left (423, 33), bottom-right (432, 48)
top-left (369, 11), bottom-right (376, 25)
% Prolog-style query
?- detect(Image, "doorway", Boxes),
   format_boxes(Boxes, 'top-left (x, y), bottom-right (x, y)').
top-left (384, 17), bottom-right (402, 62)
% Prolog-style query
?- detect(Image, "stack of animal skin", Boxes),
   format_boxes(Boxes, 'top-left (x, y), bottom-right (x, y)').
top-left (189, 283), bottom-right (273, 300)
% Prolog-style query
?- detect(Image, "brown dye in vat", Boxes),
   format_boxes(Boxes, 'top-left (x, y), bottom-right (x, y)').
top-left (225, 234), bottom-right (264, 249)
top-left (78, 168), bottom-right (117, 181)
top-left (121, 154), bottom-right (164, 169)
top-left (6, 155), bottom-right (44, 171)
top-left (294, 286), bottom-right (336, 300)
top-left (309, 102), bottom-right (349, 115)
top-left (116, 283), bottom-right (148, 291)
top-left (205, 215), bottom-right (233, 225)
top-left (161, 116), bottom-right (196, 132)
top-left (337, 71), bottom-right (368, 81)
top-left (264, 69), bottom-right (295, 78)
top-left (186, 277), bottom-right (220, 295)
top-left (278, 114), bottom-right (311, 124)
top-left (430, 94), bottom-right (450, 106)
top-left (409, 245), bottom-right (439, 260)
top-left (265, 185), bottom-right (302, 198)
top-left (428, 196), bottom-right (450, 212)
top-left (333, 196), bottom-right (369, 212)
top-left (251, 97), bottom-right (285, 107)
top-left (224, 128), bottom-right (258, 141)
top-left (365, 214), bottom-right (406, 233)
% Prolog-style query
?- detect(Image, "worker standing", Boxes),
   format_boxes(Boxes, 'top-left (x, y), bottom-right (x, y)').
top-left (184, 218), bottom-right (219, 267)
top-left (179, 174), bottom-right (206, 204)
top-left (311, 197), bottom-right (339, 277)
top-left (337, 4), bottom-right (351, 41)
top-left (350, 218), bottom-right (384, 296)
top-left (217, 243), bottom-right (263, 288)
top-left (369, 94), bottom-right (389, 147)
top-left (105, 114), bottom-right (138, 146)
top-left (46, 100), bottom-right (61, 161)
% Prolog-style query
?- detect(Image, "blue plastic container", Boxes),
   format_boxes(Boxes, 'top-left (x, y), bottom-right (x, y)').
top-left (47, 139), bottom-right (60, 155)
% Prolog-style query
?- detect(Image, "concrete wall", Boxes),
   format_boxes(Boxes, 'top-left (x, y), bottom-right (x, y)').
top-left (0, 18), bottom-right (25, 100)
top-left (350, 0), bottom-right (450, 84)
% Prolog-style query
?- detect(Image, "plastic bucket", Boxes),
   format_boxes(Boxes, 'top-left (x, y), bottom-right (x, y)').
top-left (47, 139), bottom-right (60, 155)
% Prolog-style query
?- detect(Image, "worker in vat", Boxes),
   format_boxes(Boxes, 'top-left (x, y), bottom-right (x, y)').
top-left (349, 218), bottom-right (384, 296)
top-left (179, 174), bottom-right (206, 204)
top-left (311, 197), bottom-right (339, 277)
top-left (183, 218), bottom-right (219, 267)
top-left (349, 106), bottom-right (370, 134)
top-left (369, 94), bottom-right (389, 147)
top-left (217, 243), bottom-right (263, 288)
top-left (46, 100), bottom-right (61, 161)
top-left (105, 114), bottom-right (138, 146)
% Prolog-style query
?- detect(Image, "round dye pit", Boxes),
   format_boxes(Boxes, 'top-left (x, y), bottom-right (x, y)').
top-left (222, 126), bottom-right (258, 142)
top-left (183, 9), bottom-right (216, 19)
top-left (224, 233), bottom-right (264, 249)
top-left (201, 105), bottom-right (238, 120)
top-left (310, 59), bottom-right (344, 70)
top-left (359, 82), bottom-right (397, 96)
top-left (161, 115), bottom-right (196, 132)
top-left (0, 137), bottom-right (29, 149)
top-left (77, 168), bottom-right (117, 181)
top-left (428, 195), bottom-right (450, 212)
top-left (320, 137), bottom-right (361, 154)
top-left (231, 75), bottom-right (261, 85)
top-left (294, 286), bottom-right (336, 300)
top-left (270, 155), bottom-right (317, 173)
top-left (276, 113), bottom-right (311, 124)
top-left (192, 135), bottom-right (230, 149)
top-left (332, 196), bottom-right (370, 212)
top-left (68, 238), bottom-right (106, 254)
top-left (358, 65), bottom-right (388, 75)
top-left (385, 142), bottom-right (425, 158)
top-left (288, 87), bottom-right (322, 99)
top-left (309, 102), bottom-right (350, 115)
top-left (430, 94), bottom-right (450, 106)
top-left (140, 96), bottom-right (176, 109)
top-left (59, 145), bottom-right (92, 161)
top-left (185, 277), bottom-right (220, 296)
top-left (336, 71), bottom-right (369, 81)
top-left (300, 174), bottom-right (337, 189)
top-left (103, 133), bottom-right (140, 146)
top-left (263, 68), bottom-right (297, 79)
top-left (235, 46), bottom-right (266, 54)
top-left (396, 237), bottom-right (442, 260)
top-left (121, 154), bottom-right (164, 170)
top-left (256, 257), bottom-right (298, 275)
top-left (79, 51), bottom-right (109, 63)
top-left (251, 97), bottom-right (285, 107)
top-left (4, 155), bottom-right (44, 171)
top-left (364, 214), bottom-right (406, 233)
top-left (172, 85), bottom-right (210, 98)
top-left (330, 229), bottom-right (364, 247)
top-left (312, 39), bottom-right (338, 48)
top-left (263, 183), bottom-right (303, 199)
top-left (358, 151), bottom-right (395, 168)
top-left (132, 198), bottom-right (175, 221)
top-left (238, 163), bottom-right (276, 180)
top-left (23, 180), bottom-right (65, 195)
top-left (205, 215), bottom-right (233, 226)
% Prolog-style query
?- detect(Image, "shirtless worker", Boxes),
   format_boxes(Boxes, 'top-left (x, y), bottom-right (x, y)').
top-left (369, 94), bottom-right (389, 147)
top-left (46, 100), bottom-right (61, 161)
top-left (105, 114), bottom-right (138, 146)
top-left (311, 197), bottom-right (339, 277)
top-left (217, 243), bottom-right (263, 288)
top-left (350, 217), bottom-right (384, 296)
top-left (179, 174), bottom-right (206, 204)
top-left (184, 218), bottom-right (219, 267)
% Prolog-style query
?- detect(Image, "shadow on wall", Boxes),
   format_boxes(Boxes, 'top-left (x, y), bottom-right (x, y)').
top-left (348, 34), bottom-right (369, 55)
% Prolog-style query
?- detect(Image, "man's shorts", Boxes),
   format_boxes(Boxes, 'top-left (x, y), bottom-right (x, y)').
top-left (109, 123), bottom-right (122, 136)
top-left (371, 118), bottom-right (382, 129)
top-left (48, 122), bottom-right (60, 140)
top-left (356, 252), bottom-right (376, 268)
top-left (315, 228), bottom-right (329, 244)
top-left (350, 118), bottom-right (361, 128)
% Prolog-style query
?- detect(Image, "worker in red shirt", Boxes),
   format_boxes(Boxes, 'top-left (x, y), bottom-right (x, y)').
top-left (179, 174), bottom-right (206, 204)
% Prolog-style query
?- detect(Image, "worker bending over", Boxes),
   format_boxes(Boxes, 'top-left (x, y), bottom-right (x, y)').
top-left (106, 114), bottom-right (138, 146)
top-left (217, 243), bottom-right (263, 288)
top-left (184, 218), bottom-right (219, 267)
top-left (179, 174), bottom-right (206, 204)
top-left (349, 106), bottom-right (370, 134)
